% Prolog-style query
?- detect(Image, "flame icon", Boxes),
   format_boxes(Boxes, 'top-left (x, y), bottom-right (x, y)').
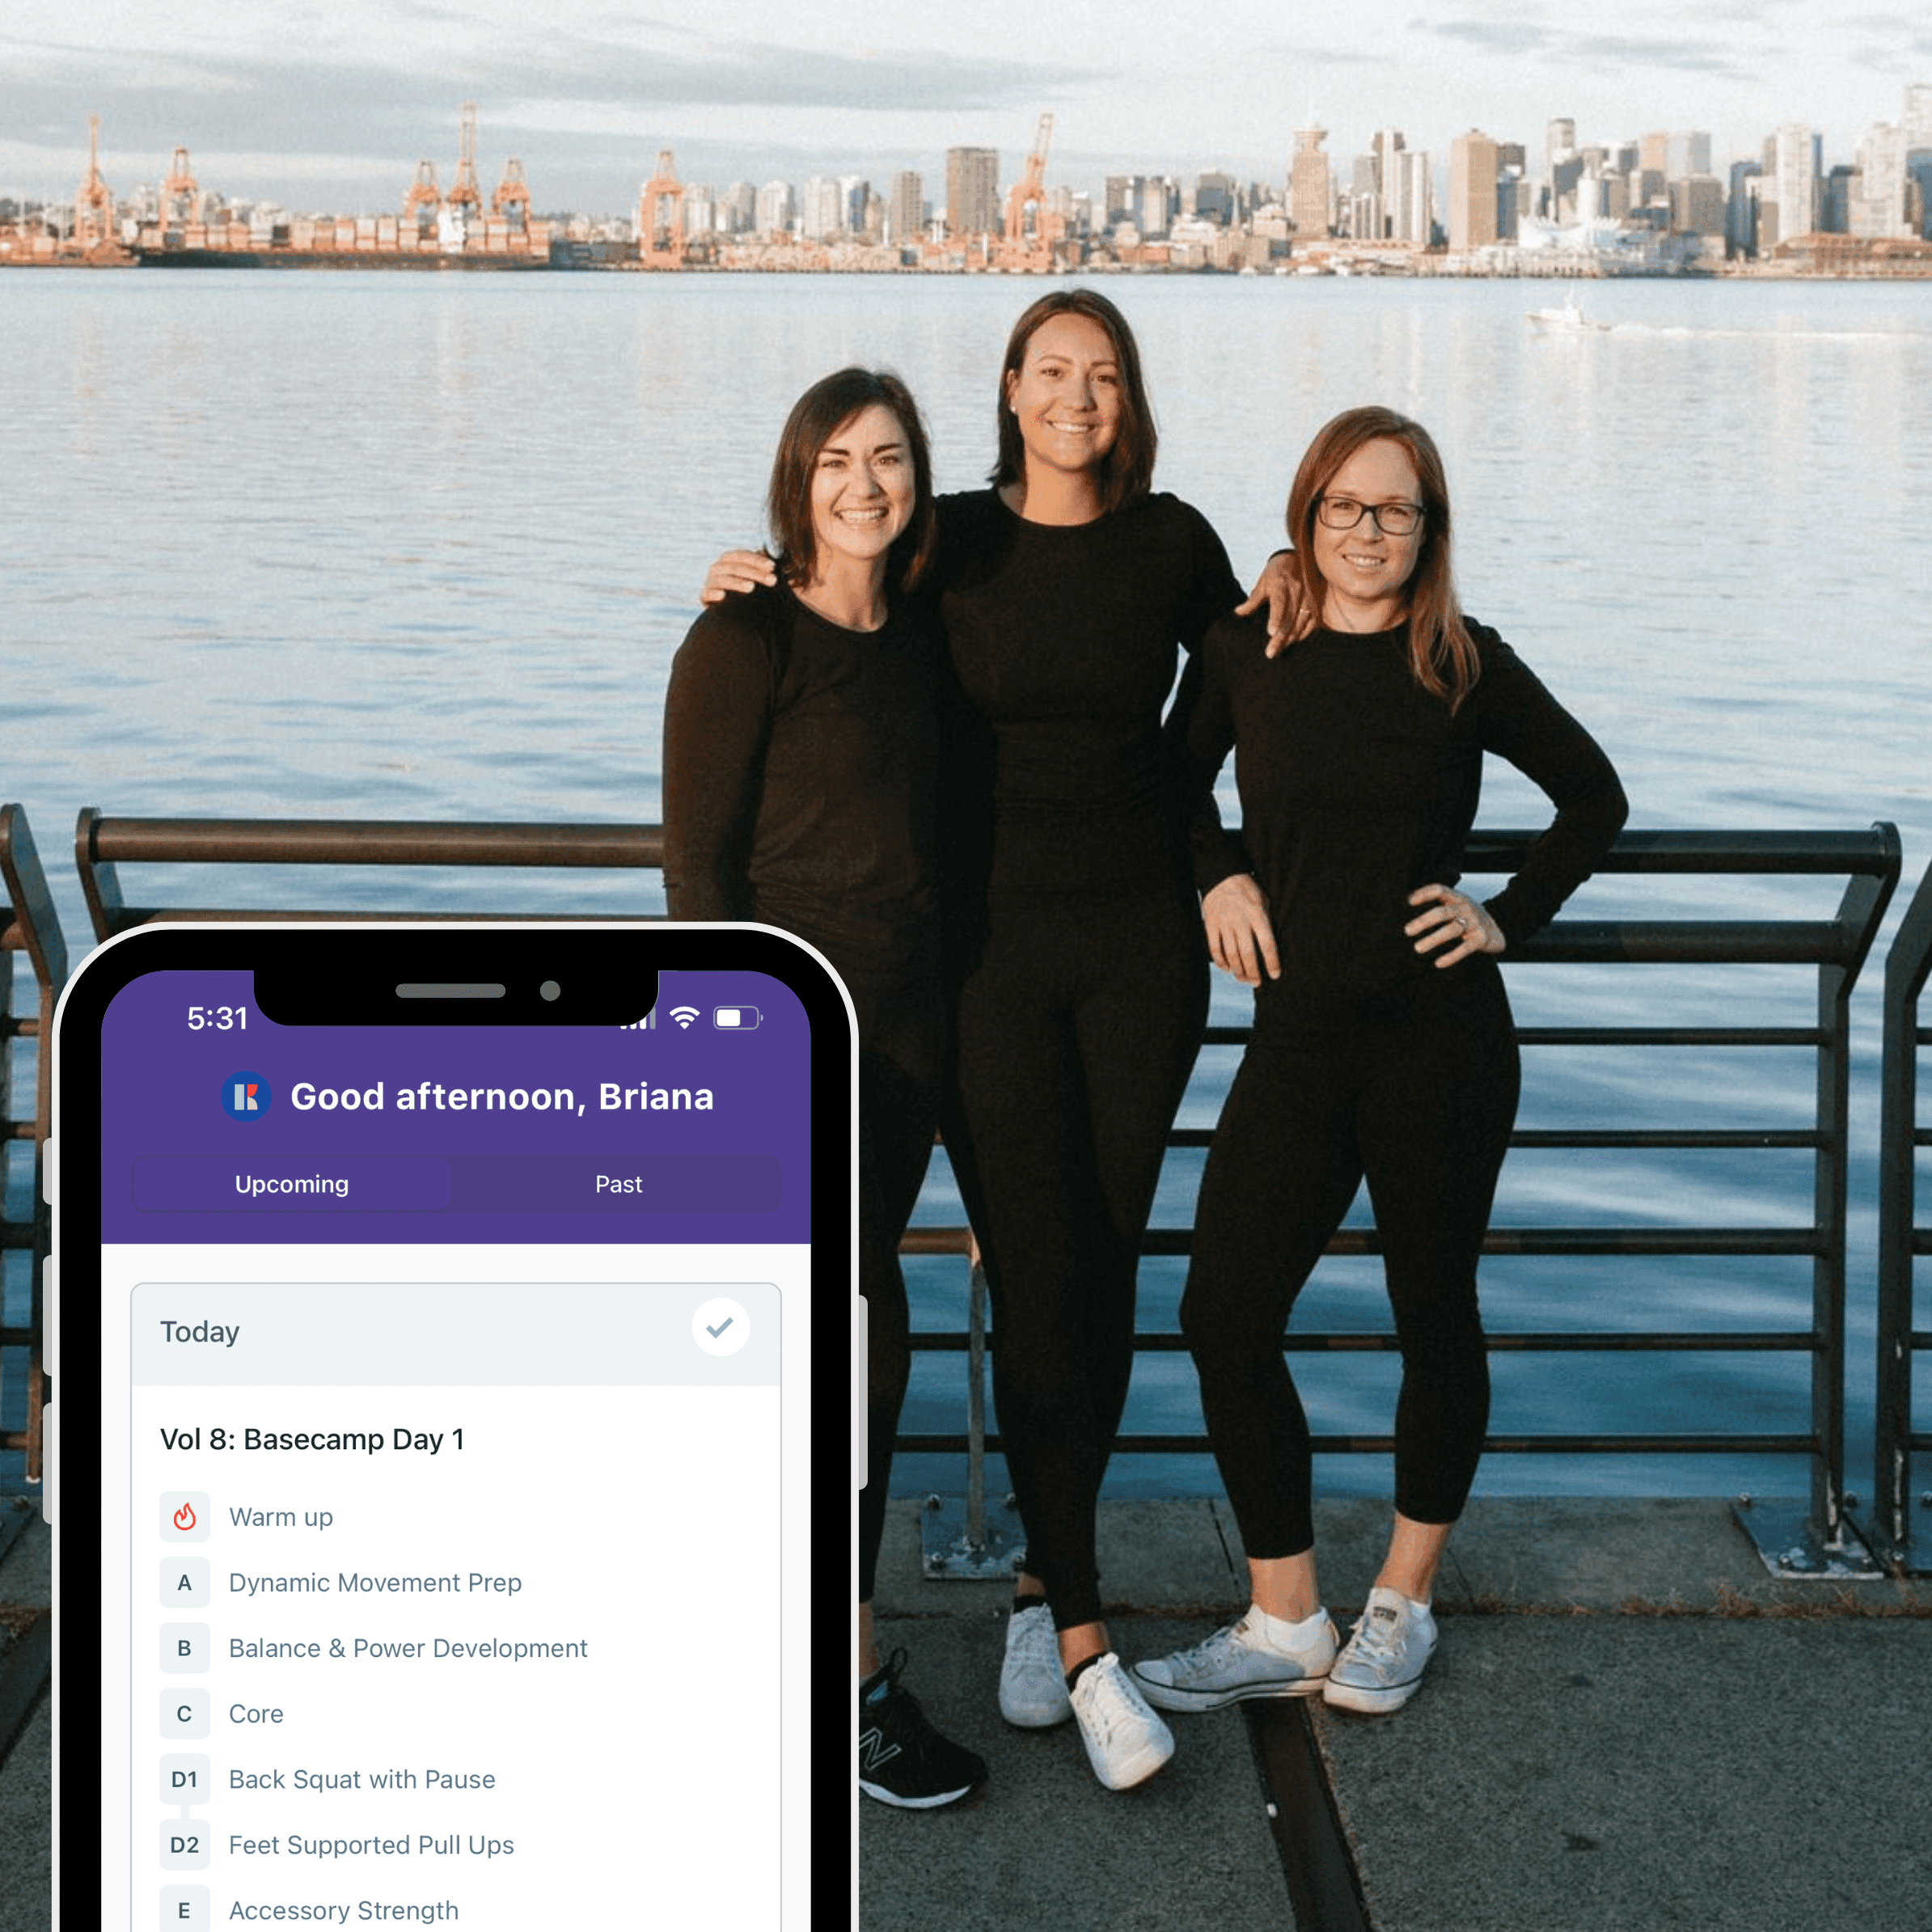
top-left (173, 1502), bottom-right (197, 1532)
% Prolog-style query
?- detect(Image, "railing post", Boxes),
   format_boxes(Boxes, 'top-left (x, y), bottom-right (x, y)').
top-left (916, 1245), bottom-right (1025, 1579)
top-left (1875, 852), bottom-right (1932, 1570)
top-left (0, 804), bottom-right (68, 1489)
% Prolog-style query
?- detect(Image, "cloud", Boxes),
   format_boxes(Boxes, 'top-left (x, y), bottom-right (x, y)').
top-left (1410, 17), bottom-right (1759, 82)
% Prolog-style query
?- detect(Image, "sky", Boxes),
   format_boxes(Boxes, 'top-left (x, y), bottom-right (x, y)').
top-left (4, 1), bottom-right (1930, 217)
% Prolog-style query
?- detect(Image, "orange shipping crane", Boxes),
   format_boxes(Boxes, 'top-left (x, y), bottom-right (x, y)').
top-left (161, 144), bottom-right (201, 230)
top-left (74, 114), bottom-right (114, 247)
top-left (997, 112), bottom-right (1063, 273)
top-left (404, 159), bottom-right (442, 234)
top-left (446, 104), bottom-right (484, 218)
top-left (637, 150), bottom-right (687, 268)
top-left (492, 157), bottom-right (531, 229)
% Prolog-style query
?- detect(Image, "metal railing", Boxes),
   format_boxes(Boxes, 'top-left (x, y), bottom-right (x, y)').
top-left (901, 826), bottom-right (1900, 1575)
top-left (75, 809), bottom-right (667, 936)
top-left (0, 806), bottom-right (65, 1486)
top-left (10, 809), bottom-right (1911, 1567)
top-left (1875, 849), bottom-right (1932, 1570)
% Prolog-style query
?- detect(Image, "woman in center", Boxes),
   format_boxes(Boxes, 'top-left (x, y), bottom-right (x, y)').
top-left (938, 291), bottom-right (1245, 1790)
top-left (1134, 406), bottom-right (1626, 1719)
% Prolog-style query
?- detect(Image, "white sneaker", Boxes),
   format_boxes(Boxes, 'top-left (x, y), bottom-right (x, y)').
top-left (1133, 1609), bottom-right (1337, 1711)
top-left (1068, 1653), bottom-right (1174, 1791)
top-left (999, 1601), bottom-right (1072, 1727)
top-left (1323, 1586), bottom-right (1437, 1714)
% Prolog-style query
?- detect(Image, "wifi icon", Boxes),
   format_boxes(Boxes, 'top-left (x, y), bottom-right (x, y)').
top-left (669, 1006), bottom-right (701, 1029)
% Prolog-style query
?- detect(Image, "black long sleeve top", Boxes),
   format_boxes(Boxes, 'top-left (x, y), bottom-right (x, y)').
top-left (1187, 611), bottom-right (1628, 1000)
top-left (935, 489), bottom-right (1242, 898)
top-left (661, 583), bottom-right (942, 1019)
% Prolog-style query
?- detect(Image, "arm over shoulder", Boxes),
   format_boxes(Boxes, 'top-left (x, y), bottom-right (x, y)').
top-left (1177, 611), bottom-right (1258, 899)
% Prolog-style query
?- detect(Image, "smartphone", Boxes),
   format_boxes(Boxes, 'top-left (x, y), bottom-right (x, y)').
top-left (51, 922), bottom-right (848, 1929)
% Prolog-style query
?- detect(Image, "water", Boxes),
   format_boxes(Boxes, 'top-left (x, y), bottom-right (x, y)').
top-left (9, 268), bottom-right (1931, 1503)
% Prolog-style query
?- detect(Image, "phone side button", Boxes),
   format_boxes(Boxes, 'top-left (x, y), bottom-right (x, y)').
top-left (854, 1294), bottom-right (866, 1494)
top-left (40, 1401), bottom-right (52, 1527)
top-left (40, 1135), bottom-right (53, 1207)
top-left (42, 1254), bottom-right (54, 1383)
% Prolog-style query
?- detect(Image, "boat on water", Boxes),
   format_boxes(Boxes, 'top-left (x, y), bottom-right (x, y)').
top-left (1527, 294), bottom-right (1611, 332)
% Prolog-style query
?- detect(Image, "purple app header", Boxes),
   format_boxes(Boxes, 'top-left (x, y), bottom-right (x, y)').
top-left (99, 970), bottom-right (814, 1245)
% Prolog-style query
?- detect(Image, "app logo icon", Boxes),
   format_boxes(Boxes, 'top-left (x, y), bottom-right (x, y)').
top-left (221, 1072), bottom-right (272, 1121)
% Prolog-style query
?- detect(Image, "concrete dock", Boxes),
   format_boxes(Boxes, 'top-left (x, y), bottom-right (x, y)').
top-left (861, 1496), bottom-right (1930, 1932)
top-left (2, 1493), bottom-right (1924, 1928)
top-left (0, 1499), bottom-right (49, 1932)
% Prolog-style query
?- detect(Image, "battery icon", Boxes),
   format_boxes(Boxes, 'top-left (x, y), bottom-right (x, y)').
top-left (712, 1006), bottom-right (761, 1030)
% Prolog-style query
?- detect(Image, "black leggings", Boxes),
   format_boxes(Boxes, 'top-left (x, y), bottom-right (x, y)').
top-left (859, 1003), bottom-right (943, 1608)
top-left (1182, 960), bottom-right (1520, 1558)
top-left (945, 881), bottom-right (1208, 1630)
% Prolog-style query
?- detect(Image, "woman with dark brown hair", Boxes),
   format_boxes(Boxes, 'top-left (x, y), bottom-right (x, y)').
top-left (702, 293), bottom-right (1269, 1791)
top-left (1133, 404), bottom-right (1626, 1721)
top-left (665, 367), bottom-right (984, 1810)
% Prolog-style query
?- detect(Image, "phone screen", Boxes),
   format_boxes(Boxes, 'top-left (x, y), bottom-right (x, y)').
top-left (53, 924), bottom-right (843, 1930)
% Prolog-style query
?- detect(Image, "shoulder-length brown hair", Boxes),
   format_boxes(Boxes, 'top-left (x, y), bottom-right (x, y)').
top-left (768, 367), bottom-right (938, 594)
top-left (1286, 405), bottom-right (1479, 711)
top-left (987, 289), bottom-right (1157, 514)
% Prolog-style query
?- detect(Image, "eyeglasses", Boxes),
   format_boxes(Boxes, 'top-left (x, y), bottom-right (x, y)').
top-left (1317, 496), bottom-right (1425, 536)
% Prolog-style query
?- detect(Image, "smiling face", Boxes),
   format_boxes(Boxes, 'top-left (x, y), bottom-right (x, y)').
top-left (806, 403), bottom-right (915, 581)
top-left (1004, 311), bottom-right (1123, 485)
top-left (1309, 438), bottom-right (1427, 633)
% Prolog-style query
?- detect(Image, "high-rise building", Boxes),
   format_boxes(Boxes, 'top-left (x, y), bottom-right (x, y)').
top-left (718, 181), bottom-right (756, 235)
top-left (1669, 175), bottom-right (1726, 239)
top-left (800, 175), bottom-right (843, 240)
top-left (1820, 165), bottom-right (1856, 234)
top-left (1850, 123), bottom-right (1908, 238)
top-left (1290, 129), bottom-right (1331, 237)
top-left (839, 175), bottom-right (871, 237)
top-left (1194, 169), bottom-right (1237, 226)
top-left (1372, 129), bottom-right (1405, 192)
top-left (887, 171), bottom-right (924, 245)
top-left (946, 147), bottom-right (999, 239)
top-left (1449, 130), bottom-right (1499, 251)
top-left (1665, 132), bottom-right (1712, 181)
top-left (1392, 148), bottom-right (1433, 245)
top-left (1900, 82), bottom-right (1932, 142)
top-left (1902, 85), bottom-right (1932, 237)
top-left (1770, 124), bottom-right (1819, 246)
top-left (755, 179), bottom-right (794, 239)
top-left (1104, 175), bottom-right (1145, 228)
top-left (1727, 160), bottom-right (1761, 255)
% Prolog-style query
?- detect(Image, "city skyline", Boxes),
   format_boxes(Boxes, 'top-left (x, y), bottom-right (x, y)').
top-left (5, 1), bottom-right (1930, 215)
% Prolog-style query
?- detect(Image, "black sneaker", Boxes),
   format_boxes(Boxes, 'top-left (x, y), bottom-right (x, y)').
top-left (859, 1650), bottom-right (987, 1808)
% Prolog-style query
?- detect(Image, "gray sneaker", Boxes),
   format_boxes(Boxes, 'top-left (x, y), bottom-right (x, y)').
top-left (1133, 1611), bottom-right (1337, 1711)
top-left (999, 1601), bottom-right (1072, 1727)
top-left (1323, 1586), bottom-right (1437, 1714)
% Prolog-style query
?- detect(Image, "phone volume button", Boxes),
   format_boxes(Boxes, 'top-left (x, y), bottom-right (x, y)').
top-left (42, 1255), bottom-right (54, 1383)
top-left (40, 1135), bottom-right (53, 1207)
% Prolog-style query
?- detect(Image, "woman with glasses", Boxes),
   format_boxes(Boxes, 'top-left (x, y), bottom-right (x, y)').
top-left (1133, 406), bottom-right (1626, 1720)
